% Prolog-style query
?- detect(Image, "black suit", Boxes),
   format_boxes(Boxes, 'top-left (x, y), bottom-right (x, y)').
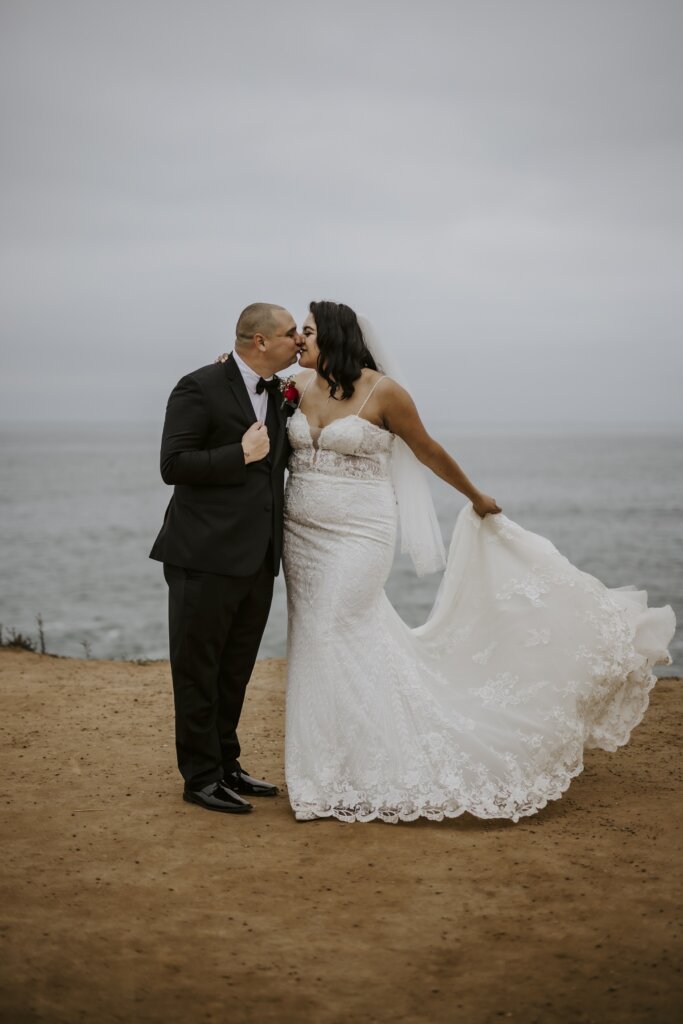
top-left (150, 355), bottom-right (290, 788)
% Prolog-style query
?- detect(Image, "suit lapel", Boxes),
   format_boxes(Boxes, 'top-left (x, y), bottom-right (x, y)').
top-left (270, 393), bottom-right (287, 468)
top-left (223, 354), bottom-right (257, 428)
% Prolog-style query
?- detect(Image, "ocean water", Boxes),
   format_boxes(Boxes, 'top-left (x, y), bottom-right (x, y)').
top-left (1, 421), bottom-right (681, 673)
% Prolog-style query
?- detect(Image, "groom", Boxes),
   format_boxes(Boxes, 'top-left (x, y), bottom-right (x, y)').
top-left (150, 302), bottom-right (300, 814)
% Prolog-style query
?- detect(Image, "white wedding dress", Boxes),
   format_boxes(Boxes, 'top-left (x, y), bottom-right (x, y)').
top-left (282, 401), bottom-right (675, 824)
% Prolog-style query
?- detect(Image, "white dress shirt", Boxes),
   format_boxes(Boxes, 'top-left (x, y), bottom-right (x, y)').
top-left (232, 349), bottom-right (272, 422)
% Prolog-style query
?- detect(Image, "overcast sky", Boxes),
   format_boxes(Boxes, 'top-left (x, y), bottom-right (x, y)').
top-left (1, 0), bottom-right (682, 425)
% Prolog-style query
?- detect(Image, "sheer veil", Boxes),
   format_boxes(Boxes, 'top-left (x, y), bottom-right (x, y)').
top-left (357, 315), bottom-right (446, 577)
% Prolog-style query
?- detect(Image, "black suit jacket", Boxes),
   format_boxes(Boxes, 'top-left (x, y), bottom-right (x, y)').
top-left (150, 355), bottom-right (290, 577)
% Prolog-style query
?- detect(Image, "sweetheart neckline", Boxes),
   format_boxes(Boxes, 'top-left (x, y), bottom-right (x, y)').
top-left (292, 407), bottom-right (393, 441)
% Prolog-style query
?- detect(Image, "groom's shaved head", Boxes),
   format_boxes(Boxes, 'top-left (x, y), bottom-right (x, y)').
top-left (235, 302), bottom-right (286, 348)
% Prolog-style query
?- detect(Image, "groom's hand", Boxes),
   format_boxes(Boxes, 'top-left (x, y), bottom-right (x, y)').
top-left (241, 422), bottom-right (270, 463)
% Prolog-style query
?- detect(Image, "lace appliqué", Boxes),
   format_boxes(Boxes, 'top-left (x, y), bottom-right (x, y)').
top-left (288, 448), bottom-right (390, 481)
top-left (496, 571), bottom-right (553, 606)
top-left (472, 641), bottom-right (498, 664)
top-left (524, 628), bottom-right (551, 647)
top-left (287, 409), bottom-right (393, 483)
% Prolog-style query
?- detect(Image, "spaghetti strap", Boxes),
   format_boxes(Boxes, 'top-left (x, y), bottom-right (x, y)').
top-left (298, 372), bottom-right (317, 405)
top-left (356, 375), bottom-right (386, 416)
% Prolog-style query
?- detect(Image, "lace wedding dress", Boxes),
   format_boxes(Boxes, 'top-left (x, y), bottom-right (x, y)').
top-left (282, 399), bottom-right (675, 824)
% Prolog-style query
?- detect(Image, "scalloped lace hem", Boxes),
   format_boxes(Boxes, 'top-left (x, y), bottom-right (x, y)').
top-left (291, 662), bottom-right (662, 825)
top-left (291, 769), bottom-right (580, 824)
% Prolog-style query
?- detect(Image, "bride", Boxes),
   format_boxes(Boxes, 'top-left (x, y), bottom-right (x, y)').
top-left (283, 300), bottom-right (675, 824)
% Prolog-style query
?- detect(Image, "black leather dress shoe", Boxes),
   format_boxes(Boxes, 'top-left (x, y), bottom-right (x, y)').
top-left (224, 767), bottom-right (278, 797)
top-left (183, 780), bottom-right (252, 814)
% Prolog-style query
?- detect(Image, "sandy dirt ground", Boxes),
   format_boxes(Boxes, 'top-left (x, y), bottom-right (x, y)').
top-left (1, 648), bottom-right (681, 1024)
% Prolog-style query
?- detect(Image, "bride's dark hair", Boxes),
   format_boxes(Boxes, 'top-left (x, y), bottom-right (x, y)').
top-left (309, 300), bottom-right (379, 400)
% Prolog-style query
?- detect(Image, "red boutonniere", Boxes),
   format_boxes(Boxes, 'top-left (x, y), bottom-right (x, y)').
top-left (279, 376), bottom-right (300, 413)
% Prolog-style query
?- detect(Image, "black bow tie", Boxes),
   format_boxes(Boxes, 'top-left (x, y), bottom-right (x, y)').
top-left (255, 375), bottom-right (280, 396)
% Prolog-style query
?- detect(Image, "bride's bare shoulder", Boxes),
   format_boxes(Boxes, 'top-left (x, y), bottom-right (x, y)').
top-left (358, 367), bottom-right (386, 386)
top-left (362, 369), bottom-right (407, 397)
top-left (371, 375), bottom-right (414, 416)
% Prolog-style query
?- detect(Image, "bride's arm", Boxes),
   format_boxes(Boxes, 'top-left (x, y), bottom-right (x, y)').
top-left (379, 379), bottom-right (501, 517)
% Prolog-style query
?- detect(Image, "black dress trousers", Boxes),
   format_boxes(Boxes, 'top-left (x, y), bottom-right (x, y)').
top-left (164, 551), bottom-right (274, 789)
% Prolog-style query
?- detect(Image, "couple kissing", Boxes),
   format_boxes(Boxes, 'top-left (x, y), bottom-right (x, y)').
top-left (150, 300), bottom-right (674, 824)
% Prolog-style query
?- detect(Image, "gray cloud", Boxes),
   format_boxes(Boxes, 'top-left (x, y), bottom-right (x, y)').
top-left (1, 0), bottom-right (682, 424)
